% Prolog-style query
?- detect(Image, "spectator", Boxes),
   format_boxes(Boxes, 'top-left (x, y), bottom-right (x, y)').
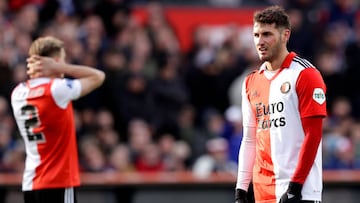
top-left (118, 72), bottom-right (154, 132)
top-left (344, 20), bottom-right (360, 118)
top-left (0, 62), bottom-right (16, 101)
top-left (108, 143), bottom-right (134, 172)
top-left (323, 128), bottom-right (354, 169)
top-left (127, 118), bottom-right (153, 161)
top-left (95, 108), bottom-right (116, 130)
top-left (94, 0), bottom-right (131, 37)
top-left (223, 105), bottom-right (243, 164)
top-left (157, 133), bottom-right (176, 170)
top-left (150, 52), bottom-right (188, 138)
top-left (169, 140), bottom-right (192, 171)
top-left (0, 123), bottom-right (23, 172)
top-left (192, 137), bottom-right (237, 178)
top-left (202, 108), bottom-right (226, 140)
top-left (96, 128), bottom-right (120, 156)
top-left (135, 142), bottom-right (165, 172)
top-left (323, 96), bottom-right (355, 169)
top-left (350, 121), bottom-right (360, 168)
top-left (177, 104), bottom-right (207, 163)
top-left (79, 136), bottom-right (110, 172)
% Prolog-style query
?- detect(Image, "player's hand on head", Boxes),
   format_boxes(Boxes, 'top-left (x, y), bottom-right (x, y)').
top-left (235, 189), bottom-right (249, 203)
top-left (26, 55), bottom-right (58, 78)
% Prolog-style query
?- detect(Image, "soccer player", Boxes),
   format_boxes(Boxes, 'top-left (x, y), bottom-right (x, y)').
top-left (235, 5), bottom-right (326, 203)
top-left (11, 36), bottom-right (105, 203)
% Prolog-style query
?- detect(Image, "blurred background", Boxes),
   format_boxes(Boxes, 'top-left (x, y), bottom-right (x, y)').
top-left (0, 0), bottom-right (359, 202)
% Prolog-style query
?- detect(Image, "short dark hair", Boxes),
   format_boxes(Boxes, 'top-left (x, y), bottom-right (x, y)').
top-left (253, 5), bottom-right (291, 29)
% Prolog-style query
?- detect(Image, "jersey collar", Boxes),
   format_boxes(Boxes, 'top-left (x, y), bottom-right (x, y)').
top-left (259, 52), bottom-right (297, 73)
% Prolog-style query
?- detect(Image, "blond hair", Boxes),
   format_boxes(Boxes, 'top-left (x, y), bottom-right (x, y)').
top-left (28, 36), bottom-right (64, 57)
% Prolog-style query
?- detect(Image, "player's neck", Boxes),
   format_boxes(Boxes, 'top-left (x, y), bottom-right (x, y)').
top-left (266, 50), bottom-right (289, 71)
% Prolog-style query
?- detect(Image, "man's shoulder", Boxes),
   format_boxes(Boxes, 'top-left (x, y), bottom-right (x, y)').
top-left (291, 55), bottom-right (316, 70)
top-left (12, 82), bottom-right (25, 91)
top-left (51, 78), bottom-right (80, 91)
top-left (11, 82), bottom-right (27, 101)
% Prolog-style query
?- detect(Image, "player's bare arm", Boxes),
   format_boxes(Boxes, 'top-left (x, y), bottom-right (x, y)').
top-left (27, 54), bottom-right (105, 97)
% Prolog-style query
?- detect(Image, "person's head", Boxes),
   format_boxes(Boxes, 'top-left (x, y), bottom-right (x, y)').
top-left (253, 5), bottom-right (291, 62)
top-left (28, 36), bottom-right (65, 61)
top-left (109, 144), bottom-right (133, 172)
top-left (28, 36), bottom-right (66, 78)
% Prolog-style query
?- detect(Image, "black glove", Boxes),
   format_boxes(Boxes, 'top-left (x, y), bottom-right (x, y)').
top-left (235, 188), bottom-right (248, 203)
top-left (279, 182), bottom-right (303, 203)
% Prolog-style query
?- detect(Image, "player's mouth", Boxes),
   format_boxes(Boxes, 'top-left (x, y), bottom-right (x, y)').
top-left (258, 47), bottom-right (267, 55)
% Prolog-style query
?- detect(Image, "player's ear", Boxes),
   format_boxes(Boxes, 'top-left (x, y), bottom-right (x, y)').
top-left (57, 49), bottom-right (66, 63)
top-left (282, 29), bottom-right (291, 43)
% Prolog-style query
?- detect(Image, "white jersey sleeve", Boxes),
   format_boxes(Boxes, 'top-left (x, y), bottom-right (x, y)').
top-left (51, 78), bottom-right (81, 109)
top-left (236, 77), bottom-right (257, 191)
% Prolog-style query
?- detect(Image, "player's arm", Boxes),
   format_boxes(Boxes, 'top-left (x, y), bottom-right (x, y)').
top-left (292, 116), bottom-right (323, 183)
top-left (57, 63), bottom-right (105, 97)
top-left (236, 125), bottom-right (256, 189)
top-left (235, 124), bottom-right (256, 203)
top-left (235, 77), bottom-right (257, 203)
top-left (293, 68), bottom-right (326, 183)
top-left (279, 116), bottom-right (323, 203)
top-left (280, 68), bottom-right (326, 203)
top-left (27, 55), bottom-right (105, 97)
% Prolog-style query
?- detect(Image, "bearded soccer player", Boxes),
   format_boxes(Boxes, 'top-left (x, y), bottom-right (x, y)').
top-left (235, 5), bottom-right (326, 203)
top-left (11, 36), bottom-right (105, 203)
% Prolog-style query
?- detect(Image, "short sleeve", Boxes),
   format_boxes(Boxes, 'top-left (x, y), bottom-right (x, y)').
top-left (296, 68), bottom-right (327, 118)
top-left (51, 78), bottom-right (82, 109)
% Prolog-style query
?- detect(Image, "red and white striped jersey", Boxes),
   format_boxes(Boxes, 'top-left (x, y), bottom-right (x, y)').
top-left (11, 77), bottom-right (82, 191)
top-left (237, 52), bottom-right (326, 202)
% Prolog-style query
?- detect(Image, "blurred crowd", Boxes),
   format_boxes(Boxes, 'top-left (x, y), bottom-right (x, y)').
top-left (0, 0), bottom-right (359, 177)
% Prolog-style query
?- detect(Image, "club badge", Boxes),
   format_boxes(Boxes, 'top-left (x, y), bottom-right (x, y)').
top-left (280, 82), bottom-right (291, 94)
